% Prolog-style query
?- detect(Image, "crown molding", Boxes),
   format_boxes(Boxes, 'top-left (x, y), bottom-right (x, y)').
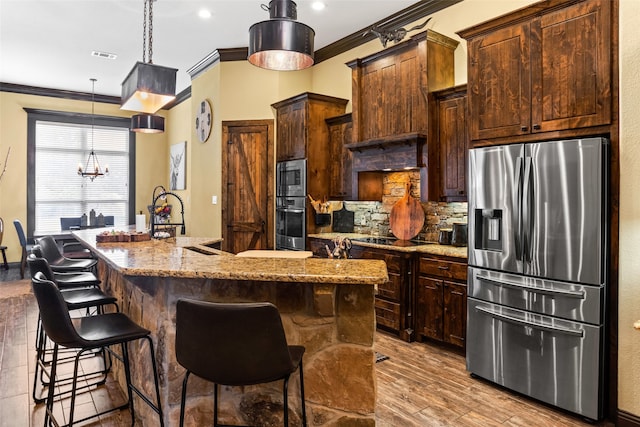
top-left (0, 82), bottom-right (121, 104)
top-left (187, 47), bottom-right (248, 81)
top-left (314, 0), bottom-right (463, 64)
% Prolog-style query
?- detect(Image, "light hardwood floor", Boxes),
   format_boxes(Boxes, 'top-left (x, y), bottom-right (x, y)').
top-left (374, 332), bottom-right (612, 426)
top-left (1, 278), bottom-right (614, 426)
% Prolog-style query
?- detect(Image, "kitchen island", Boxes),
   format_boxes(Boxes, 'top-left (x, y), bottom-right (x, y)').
top-left (72, 229), bottom-right (388, 426)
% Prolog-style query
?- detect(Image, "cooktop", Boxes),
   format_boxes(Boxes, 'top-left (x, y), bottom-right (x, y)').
top-left (352, 237), bottom-right (437, 247)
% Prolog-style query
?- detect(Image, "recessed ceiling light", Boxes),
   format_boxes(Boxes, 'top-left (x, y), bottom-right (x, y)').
top-left (91, 50), bottom-right (117, 60)
top-left (198, 9), bottom-right (212, 19)
top-left (311, 2), bottom-right (325, 11)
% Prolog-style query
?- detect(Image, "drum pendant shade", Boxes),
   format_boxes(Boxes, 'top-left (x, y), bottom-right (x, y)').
top-left (131, 113), bottom-right (165, 133)
top-left (248, 0), bottom-right (314, 71)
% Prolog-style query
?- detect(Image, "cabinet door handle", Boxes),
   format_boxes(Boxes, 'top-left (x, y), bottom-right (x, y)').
top-left (532, 124), bottom-right (541, 130)
top-left (520, 126), bottom-right (528, 132)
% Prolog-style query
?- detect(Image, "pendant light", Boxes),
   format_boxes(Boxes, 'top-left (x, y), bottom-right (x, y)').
top-left (78, 78), bottom-right (109, 181)
top-left (248, 0), bottom-right (315, 71)
top-left (131, 113), bottom-right (165, 133)
top-left (121, 0), bottom-right (176, 124)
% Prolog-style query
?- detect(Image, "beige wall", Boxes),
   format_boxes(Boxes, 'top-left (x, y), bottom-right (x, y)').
top-left (0, 91), bottom-right (168, 262)
top-left (617, 0), bottom-right (640, 415)
top-left (185, 60), bottom-right (312, 238)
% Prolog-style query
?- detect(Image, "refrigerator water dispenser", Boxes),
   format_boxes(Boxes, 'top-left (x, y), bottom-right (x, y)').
top-left (474, 209), bottom-right (502, 251)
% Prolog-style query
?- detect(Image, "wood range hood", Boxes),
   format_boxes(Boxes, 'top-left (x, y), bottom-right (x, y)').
top-left (345, 132), bottom-right (428, 171)
top-left (345, 132), bottom-right (436, 201)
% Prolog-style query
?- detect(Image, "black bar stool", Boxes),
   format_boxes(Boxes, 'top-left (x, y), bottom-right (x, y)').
top-left (175, 299), bottom-right (307, 427)
top-left (36, 235), bottom-right (97, 272)
top-left (31, 272), bottom-right (164, 427)
top-left (27, 254), bottom-right (118, 404)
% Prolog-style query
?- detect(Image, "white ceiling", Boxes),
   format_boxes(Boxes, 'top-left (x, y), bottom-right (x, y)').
top-left (0, 0), bottom-right (422, 98)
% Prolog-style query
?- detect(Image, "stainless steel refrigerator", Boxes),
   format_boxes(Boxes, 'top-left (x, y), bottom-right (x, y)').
top-left (466, 137), bottom-right (608, 421)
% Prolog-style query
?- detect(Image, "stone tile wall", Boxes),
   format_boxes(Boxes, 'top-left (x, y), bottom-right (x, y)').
top-left (99, 262), bottom-right (377, 426)
top-left (325, 171), bottom-right (468, 241)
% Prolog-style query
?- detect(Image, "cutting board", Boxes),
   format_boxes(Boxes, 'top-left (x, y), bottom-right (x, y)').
top-left (389, 182), bottom-right (425, 240)
top-left (332, 204), bottom-right (355, 233)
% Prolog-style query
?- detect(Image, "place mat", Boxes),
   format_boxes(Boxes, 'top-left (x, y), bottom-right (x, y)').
top-left (375, 352), bottom-right (390, 363)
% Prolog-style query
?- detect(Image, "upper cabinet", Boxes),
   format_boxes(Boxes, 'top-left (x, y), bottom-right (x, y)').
top-left (272, 93), bottom-right (348, 162)
top-left (325, 113), bottom-right (353, 200)
top-left (458, 0), bottom-right (612, 143)
top-left (347, 30), bottom-right (459, 144)
top-left (346, 30), bottom-right (459, 201)
top-left (429, 85), bottom-right (468, 202)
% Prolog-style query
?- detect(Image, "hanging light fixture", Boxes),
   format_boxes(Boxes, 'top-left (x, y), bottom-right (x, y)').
top-left (78, 78), bottom-right (109, 181)
top-left (131, 113), bottom-right (165, 133)
top-left (248, 0), bottom-right (315, 71)
top-left (121, 0), bottom-right (177, 121)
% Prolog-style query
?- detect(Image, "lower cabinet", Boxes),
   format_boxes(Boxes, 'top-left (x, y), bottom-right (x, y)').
top-left (416, 255), bottom-right (467, 349)
top-left (308, 237), bottom-right (467, 346)
top-left (350, 245), bottom-right (414, 342)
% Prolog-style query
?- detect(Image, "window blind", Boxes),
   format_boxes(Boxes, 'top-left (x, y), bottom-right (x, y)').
top-left (34, 120), bottom-right (130, 234)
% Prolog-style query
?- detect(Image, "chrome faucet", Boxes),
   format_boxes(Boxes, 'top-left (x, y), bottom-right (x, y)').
top-left (150, 185), bottom-right (186, 237)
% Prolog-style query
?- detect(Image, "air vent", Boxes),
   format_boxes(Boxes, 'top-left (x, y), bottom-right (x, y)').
top-left (91, 51), bottom-right (117, 60)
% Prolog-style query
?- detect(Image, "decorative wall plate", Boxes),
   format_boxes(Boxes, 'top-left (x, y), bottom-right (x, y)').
top-left (195, 99), bottom-right (212, 142)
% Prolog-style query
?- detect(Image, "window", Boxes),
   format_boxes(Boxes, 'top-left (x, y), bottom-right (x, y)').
top-left (26, 109), bottom-right (136, 237)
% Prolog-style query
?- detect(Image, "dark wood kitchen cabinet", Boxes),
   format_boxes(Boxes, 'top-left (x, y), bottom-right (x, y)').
top-left (458, 0), bottom-right (612, 143)
top-left (345, 29), bottom-right (458, 202)
top-left (430, 85), bottom-right (468, 202)
top-left (416, 254), bottom-right (467, 349)
top-left (349, 245), bottom-right (414, 342)
top-left (272, 93), bottom-right (348, 162)
top-left (347, 30), bottom-right (458, 144)
top-left (272, 93), bottom-right (348, 237)
top-left (325, 113), bottom-right (353, 199)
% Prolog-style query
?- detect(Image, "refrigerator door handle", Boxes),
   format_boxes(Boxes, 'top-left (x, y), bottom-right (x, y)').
top-left (477, 275), bottom-right (586, 299)
top-left (523, 156), bottom-right (534, 263)
top-left (475, 306), bottom-right (584, 337)
top-left (514, 156), bottom-right (524, 261)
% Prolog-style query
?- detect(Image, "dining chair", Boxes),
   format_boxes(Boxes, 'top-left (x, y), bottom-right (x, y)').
top-left (175, 299), bottom-right (307, 427)
top-left (31, 272), bottom-right (164, 427)
top-left (13, 219), bottom-right (34, 278)
top-left (60, 217), bottom-right (82, 230)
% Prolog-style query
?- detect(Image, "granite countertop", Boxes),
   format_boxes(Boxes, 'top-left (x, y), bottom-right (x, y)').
top-left (72, 229), bottom-right (388, 285)
top-left (308, 232), bottom-right (469, 259)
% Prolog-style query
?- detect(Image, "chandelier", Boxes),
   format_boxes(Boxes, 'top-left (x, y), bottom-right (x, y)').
top-left (78, 78), bottom-right (109, 181)
top-left (121, 0), bottom-right (176, 132)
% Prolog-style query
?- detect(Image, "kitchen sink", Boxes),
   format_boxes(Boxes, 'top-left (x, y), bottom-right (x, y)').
top-left (184, 246), bottom-right (219, 255)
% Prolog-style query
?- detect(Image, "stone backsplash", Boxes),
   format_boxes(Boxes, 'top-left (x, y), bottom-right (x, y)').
top-left (321, 171), bottom-right (468, 241)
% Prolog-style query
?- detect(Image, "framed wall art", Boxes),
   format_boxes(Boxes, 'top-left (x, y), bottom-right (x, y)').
top-left (170, 141), bottom-right (186, 190)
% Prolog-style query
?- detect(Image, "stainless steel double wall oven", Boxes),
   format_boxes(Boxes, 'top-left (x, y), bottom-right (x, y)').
top-left (466, 138), bottom-right (609, 421)
top-left (276, 159), bottom-right (306, 250)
